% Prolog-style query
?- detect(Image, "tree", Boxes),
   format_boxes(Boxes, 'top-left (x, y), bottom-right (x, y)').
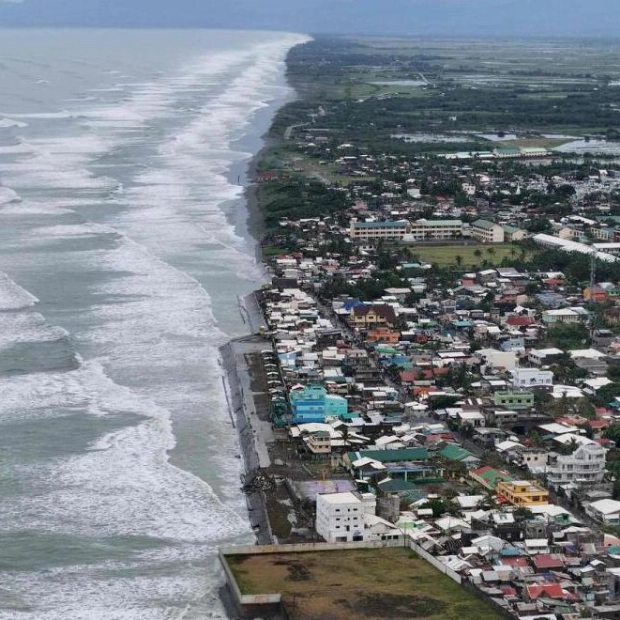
top-left (473, 248), bottom-right (483, 261)
top-left (486, 247), bottom-right (496, 257)
top-left (455, 254), bottom-right (463, 267)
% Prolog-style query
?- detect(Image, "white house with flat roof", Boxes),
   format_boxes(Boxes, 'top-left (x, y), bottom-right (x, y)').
top-left (547, 443), bottom-right (607, 489)
top-left (509, 367), bottom-right (554, 388)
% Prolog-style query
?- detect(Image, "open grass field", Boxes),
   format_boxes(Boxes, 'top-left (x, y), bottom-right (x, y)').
top-left (411, 244), bottom-right (527, 268)
top-left (226, 547), bottom-right (503, 620)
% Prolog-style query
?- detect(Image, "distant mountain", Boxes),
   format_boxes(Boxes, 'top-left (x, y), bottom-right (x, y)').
top-left (0, 0), bottom-right (619, 37)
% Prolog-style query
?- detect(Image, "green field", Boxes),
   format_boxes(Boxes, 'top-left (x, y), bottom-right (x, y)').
top-left (226, 547), bottom-right (502, 620)
top-left (412, 244), bottom-right (526, 268)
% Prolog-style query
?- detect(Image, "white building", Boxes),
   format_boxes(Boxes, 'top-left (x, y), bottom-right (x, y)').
top-left (509, 368), bottom-right (554, 388)
top-left (586, 499), bottom-right (620, 526)
top-left (546, 443), bottom-right (607, 489)
top-left (528, 347), bottom-right (564, 366)
top-left (316, 492), bottom-right (369, 542)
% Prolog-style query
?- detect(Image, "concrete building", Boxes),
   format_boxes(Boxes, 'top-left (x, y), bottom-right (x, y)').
top-left (493, 390), bottom-right (535, 410)
top-left (315, 491), bottom-right (370, 542)
top-left (528, 348), bottom-right (564, 366)
top-left (509, 368), bottom-right (554, 388)
top-left (547, 443), bottom-right (607, 489)
top-left (406, 219), bottom-right (463, 241)
top-left (586, 498), bottom-right (620, 526)
top-left (290, 384), bottom-right (348, 424)
top-left (471, 219), bottom-right (505, 243)
top-left (496, 480), bottom-right (550, 507)
top-left (349, 220), bottom-right (409, 241)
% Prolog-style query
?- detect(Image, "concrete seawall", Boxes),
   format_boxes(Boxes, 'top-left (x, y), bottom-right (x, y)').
top-left (220, 329), bottom-right (274, 545)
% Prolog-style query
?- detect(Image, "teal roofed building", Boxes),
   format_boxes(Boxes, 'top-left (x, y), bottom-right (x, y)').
top-left (290, 384), bottom-right (348, 424)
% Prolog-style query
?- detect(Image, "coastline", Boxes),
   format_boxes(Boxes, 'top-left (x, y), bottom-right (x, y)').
top-left (218, 39), bottom-right (303, 545)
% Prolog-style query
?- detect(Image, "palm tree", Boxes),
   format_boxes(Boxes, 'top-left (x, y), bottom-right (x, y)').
top-left (486, 247), bottom-right (496, 257)
top-left (455, 254), bottom-right (463, 267)
top-left (473, 248), bottom-right (483, 259)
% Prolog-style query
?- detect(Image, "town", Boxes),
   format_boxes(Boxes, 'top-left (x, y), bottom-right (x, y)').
top-left (221, 37), bottom-right (620, 620)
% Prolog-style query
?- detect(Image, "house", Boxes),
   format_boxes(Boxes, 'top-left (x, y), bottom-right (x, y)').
top-left (367, 327), bottom-right (400, 344)
top-left (316, 492), bottom-right (368, 542)
top-left (496, 480), bottom-right (550, 507)
top-left (470, 219), bottom-right (505, 243)
top-left (583, 285), bottom-right (608, 303)
top-left (509, 368), bottom-right (553, 388)
top-left (528, 347), bottom-right (564, 366)
top-left (586, 498), bottom-right (620, 526)
top-left (290, 384), bottom-right (348, 424)
top-left (470, 465), bottom-right (514, 491)
top-left (547, 443), bottom-right (607, 489)
top-left (350, 304), bottom-right (396, 328)
top-left (493, 390), bottom-right (535, 410)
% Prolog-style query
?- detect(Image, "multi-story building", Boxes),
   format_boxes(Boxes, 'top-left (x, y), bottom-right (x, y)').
top-left (509, 368), bottom-right (554, 388)
top-left (470, 219), bottom-right (505, 243)
top-left (290, 384), bottom-right (348, 424)
top-left (350, 304), bottom-right (396, 328)
top-left (546, 443), bottom-right (607, 489)
top-left (493, 390), bottom-right (535, 410)
top-left (316, 492), bottom-right (367, 542)
top-left (496, 480), bottom-right (550, 506)
top-left (349, 220), bottom-right (410, 241)
top-left (406, 219), bottom-right (464, 241)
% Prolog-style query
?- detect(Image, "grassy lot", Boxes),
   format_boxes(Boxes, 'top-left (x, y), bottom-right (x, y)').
top-left (227, 547), bottom-right (502, 620)
top-left (411, 244), bottom-right (527, 268)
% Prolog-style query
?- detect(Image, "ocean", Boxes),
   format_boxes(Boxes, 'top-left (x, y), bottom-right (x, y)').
top-left (0, 28), bottom-right (307, 619)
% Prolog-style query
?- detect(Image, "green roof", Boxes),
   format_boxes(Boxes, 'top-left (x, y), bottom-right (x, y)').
top-left (421, 219), bottom-right (462, 226)
top-left (377, 479), bottom-right (418, 492)
top-left (353, 220), bottom-right (407, 229)
top-left (472, 219), bottom-right (498, 230)
top-left (439, 444), bottom-right (477, 462)
top-left (349, 448), bottom-right (429, 463)
top-left (503, 225), bottom-right (521, 233)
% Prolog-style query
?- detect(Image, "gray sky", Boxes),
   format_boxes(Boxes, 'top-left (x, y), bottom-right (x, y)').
top-left (0, 0), bottom-right (618, 36)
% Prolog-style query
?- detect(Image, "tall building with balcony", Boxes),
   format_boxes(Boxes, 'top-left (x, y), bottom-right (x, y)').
top-left (546, 443), bottom-right (606, 489)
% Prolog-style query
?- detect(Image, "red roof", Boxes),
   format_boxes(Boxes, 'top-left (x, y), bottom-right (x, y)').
top-left (532, 554), bottom-right (565, 570)
top-left (506, 316), bottom-right (535, 327)
top-left (499, 557), bottom-right (528, 568)
top-left (500, 586), bottom-right (517, 597)
top-left (526, 583), bottom-right (568, 600)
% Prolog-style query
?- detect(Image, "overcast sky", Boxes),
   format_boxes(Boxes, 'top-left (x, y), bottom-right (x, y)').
top-left (0, 0), bottom-right (618, 36)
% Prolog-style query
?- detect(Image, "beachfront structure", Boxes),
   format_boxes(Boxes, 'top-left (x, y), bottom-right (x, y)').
top-left (290, 384), bottom-right (348, 424)
top-left (349, 220), bottom-right (409, 241)
top-left (470, 219), bottom-right (505, 243)
top-left (316, 492), bottom-right (368, 542)
top-left (546, 443), bottom-right (607, 489)
top-left (496, 480), bottom-right (550, 507)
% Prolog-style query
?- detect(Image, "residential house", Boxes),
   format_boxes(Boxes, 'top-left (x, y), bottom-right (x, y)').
top-left (509, 368), bottom-right (554, 388)
top-left (586, 499), bottom-right (620, 526)
top-left (496, 480), bottom-right (550, 506)
top-left (350, 304), bottom-right (396, 328)
top-left (493, 390), bottom-right (535, 410)
top-left (547, 443), bottom-right (607, 489)
top-left (290, 384), bottom-right (348, 424)
top-left (367, 327), bottom-right (400, 344)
